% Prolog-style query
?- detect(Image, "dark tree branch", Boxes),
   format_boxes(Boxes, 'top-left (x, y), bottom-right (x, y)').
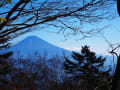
top-left (0, 0), bottom-right (115, 49)
top-left (117, 0), bottom-right (120, 16)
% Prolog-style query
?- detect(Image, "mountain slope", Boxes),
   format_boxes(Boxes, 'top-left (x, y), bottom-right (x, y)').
top-left (0, 36), bottom-right (116, 74)
top-left (1, 36), bottom-right (72, 59)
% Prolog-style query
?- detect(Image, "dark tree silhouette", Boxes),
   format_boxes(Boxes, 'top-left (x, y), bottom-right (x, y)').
top-left (0, 0), bottom-right (114, 49)
top-left (0, 0), bottom-right (116, 89)
top-left (110, 0), bottom-right (120, 90)
top-left (0, 52), bottom-right (13, 87)
top-left (110, 45), bottom-right (120, 90)
top-left (117, 0), bottom-right (120, 16)
top-left (64, 45), bottom-right (111, 90)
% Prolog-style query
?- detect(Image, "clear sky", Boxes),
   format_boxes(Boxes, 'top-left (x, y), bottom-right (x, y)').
top-left (12, 17), bottom-right (120, 56)
top-left (7, 0), bottom-right (120, 56)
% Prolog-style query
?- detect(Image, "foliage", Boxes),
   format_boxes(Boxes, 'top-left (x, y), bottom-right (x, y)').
top-left (0, 53), bottom-right (113, 90)
top-left (64, 45), bottom-right (111, 90)
top-left (0, 0), bottom-right (118, 89)
top-left (0, 55), bottom-right (65, 89)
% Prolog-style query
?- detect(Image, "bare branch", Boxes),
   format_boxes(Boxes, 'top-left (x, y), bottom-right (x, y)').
top-left (0, 0), bottom-right (115, 49)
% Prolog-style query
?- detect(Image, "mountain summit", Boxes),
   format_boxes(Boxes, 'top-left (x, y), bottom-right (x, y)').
top-left (1, 36), bottom-right (71, 59)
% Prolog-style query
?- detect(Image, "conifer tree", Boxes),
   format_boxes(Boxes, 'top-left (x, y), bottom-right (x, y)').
top-left (64, 45), bottom-right (111, 90)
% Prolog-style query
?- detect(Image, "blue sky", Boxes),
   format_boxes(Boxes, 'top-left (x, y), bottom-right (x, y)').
top-left (3, 0), bottom-right (120, 55)
top-left (12, 17), bottom-right (120, 56)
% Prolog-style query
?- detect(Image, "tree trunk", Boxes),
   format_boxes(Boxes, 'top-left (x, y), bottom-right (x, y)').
top-left (111, 55), bottom-right (120, 90)
top-left (112, 1), bottom-right (120, 90)
top-left (117, 0), bottom-right (120, 16)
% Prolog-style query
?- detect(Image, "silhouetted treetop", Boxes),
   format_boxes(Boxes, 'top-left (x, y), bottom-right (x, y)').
top-left (64, 45), bottom-right (111, 89)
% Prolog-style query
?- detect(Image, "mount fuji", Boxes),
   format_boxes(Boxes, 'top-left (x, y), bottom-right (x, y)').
top-left (0, 36), bottom-right (72, 59)
top-left (0, 36), bottom-right (116, 74)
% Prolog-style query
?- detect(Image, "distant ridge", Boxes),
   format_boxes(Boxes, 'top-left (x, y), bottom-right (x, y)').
top-left (0, 36), bottom-right (116, 73)
top-left (0, 36), bottom-right (71, 59)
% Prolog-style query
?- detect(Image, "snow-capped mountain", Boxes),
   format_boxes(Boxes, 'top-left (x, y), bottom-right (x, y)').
top-left (0, 36), bottom-right (72, 59)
